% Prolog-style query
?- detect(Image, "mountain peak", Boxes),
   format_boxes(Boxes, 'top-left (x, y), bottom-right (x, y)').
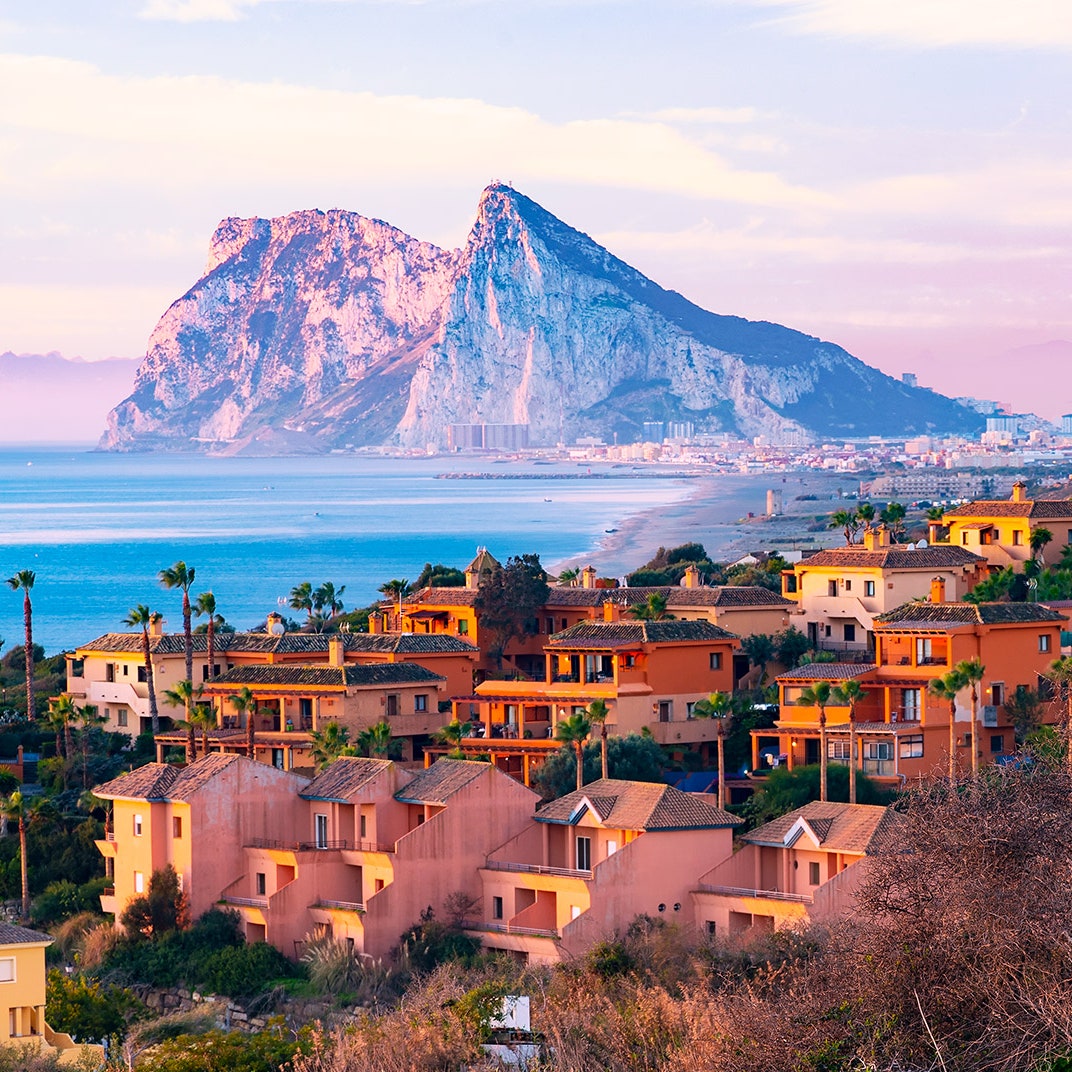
top-left (101, 185), bottom-right (982, 453)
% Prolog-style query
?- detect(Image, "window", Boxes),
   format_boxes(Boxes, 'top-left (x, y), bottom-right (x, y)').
top-left (705, 920), bottom-right (717, 937)
top-left (686, 702), bottom-right (696, 719)
top-left (902, 689), bottom-right (922, 721)
top-left (134, 871), bottom-right (145, 894)
top-left (991, 682), bottom-right (1004, 706)
top-left (117, 710), bottom-right (128, 728)
top-left (386, 694), bottom-right (399, 717)
top-left (864, 580), bottom-right (875, 597)
top-left (106, 663), bottom-right (115, 683)
top-left (709, 652), bottom-right (723, 671)
top-left (414, 694), bottom-right (428, 713)
top-left (561, 618), bottom-right (568, 631)
top-left (829, 740), bottom-right (851, 761)
top-left (1040, 634), bottom-right (1052, 653)
top-left (1013, 530), bottom-right (1023, 546)
top-left (576, 836), bottom-right (591, 871)
top-left (657, 701), bottom-right (672, 723)
top-left (545, 617), bottom-right (555, 635)
top-left (899, 734), bottom-right (924, 759)
top-left (843, 624), bottom-right (856, 643)
top-left (844, 579), bottom-right (852, 591)
top-left (961, 532), bottom-right (969, 545)
top-left (991, 734), bottom-right (1005, 754)
top-left (915, 638), bottom-right (933, 663)
top-left (201, 663), bottom-right (221, 681)
top-left (255, 872), bottom-right (266, 895)
top-left (137, 666), bottom-right (147, 683)
top-left (314, 814), bottom-right (329, 849)
top-left (808, 861), bottom-right (820, 885)
top-left (784, 575), bottom-right (797, 594)
top-left (133, 814), bottom-right (143, 836)
top-left (172, 817), bottom-right (182, 838)
top-left (122, 664), bottom-right (129, 677)
top-left (492, 896), bottom-right (503, 920)
top-left (70, 659), bottom-right (84, 678)
top-left (359, 814), bottom-right (367, 839)
top-left (0, 958), bottom-right (14, 983)
top-left (824, 625), bottom-right (831, 637)
top-left (828, 580), bottom-right (838, 597)
top-left (621, 654), bottom-right (636, 669)
top-left (864, 741), bottom-right (892, 761)
top-left (457, 619), bottom-right (469, 635)
top-left (272, 749), bottom-right (285, 769)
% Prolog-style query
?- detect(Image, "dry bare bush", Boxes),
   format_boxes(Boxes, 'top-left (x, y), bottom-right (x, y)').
top-left (76, 920), bottom-right (121, 970)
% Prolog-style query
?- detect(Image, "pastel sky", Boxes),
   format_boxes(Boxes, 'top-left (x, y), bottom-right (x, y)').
top-left (2, 0), bottom-right (1071, 418)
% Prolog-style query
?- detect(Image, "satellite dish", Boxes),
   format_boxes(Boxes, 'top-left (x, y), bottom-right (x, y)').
top-left (917, 539), bottom-right (928, 548)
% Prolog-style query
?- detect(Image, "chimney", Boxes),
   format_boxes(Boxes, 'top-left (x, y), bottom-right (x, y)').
top-left (682, 564), bottom-right (701, 588)
top-left (266, 611), bottom-right (283, 635)
top-left (149, 615), bottom-right (164, 638)
top-left (603, 599), bottom-right (622, 623)
top-left (581, 566), bottom-right (597, 589)
top-left (863, 524), bottom-right (891, 551)
top-left (930, 576), bottom-right (946, 604)
top-left (1011, 480), bottom-right (1027, 503)
top-left (328, 636), bottom-right (345, 667)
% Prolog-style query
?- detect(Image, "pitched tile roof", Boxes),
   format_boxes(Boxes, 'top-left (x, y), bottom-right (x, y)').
top-left (94, 763), bottom-right (180, 801)
top-left (875, 601), bottom-right (1067, 628)
top-left (547, 620), bottom-right (737, 649)
top-left (776, 663), bottom-right (877, 682)
top-left (301, 757), bottom-right (393, 802)
top-left (346, 634), bottom-right (477, 654)
top-left (796, 546), bottom-right (984, 569)
top-left (945, 498), bottom-right (1072, 520)
top-left (206, 662), bottom-right (444, 689)
top-left (743, 800), bottom-right (899, 854)
top-left (167, 753), bottom-right (243, 800)
top-left (536, 778), bottom-right (739, 831)
top-left (394, 759), bottom-right (489, 804)
top-left (543, 585), bottom-right (791, 608)
top-left (0, 922), bottom-right (53, 946)
top-left (406, 587), bottom-right (479, 607)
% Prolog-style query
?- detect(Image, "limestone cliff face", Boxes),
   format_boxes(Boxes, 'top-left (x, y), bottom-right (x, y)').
top-left (102, 185), bottom-right (979, 452)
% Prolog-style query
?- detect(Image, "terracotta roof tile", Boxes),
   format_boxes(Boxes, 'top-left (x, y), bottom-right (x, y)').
top-left (543, 585), bottom-right (791, 609)
top-left (409, 587), bottom-right (479, 607)
top-left (536, 778), bottom-right (739, 830)
top-left (945, 498), bottom-right (1072, 520)
top-left (301, 757), bottom-right (394, 802)
top-left (94, 763), bottom-right (180, 801)
top-left (776, 663), bottom-right (877, 682)
top-left (205, 662), bottom-right (444, 689)
top-left (743, 800), bottom-right (899, 854)
top-left (797, 547), bottom-right (984, 569)
top-left (547, 620), bottom-right (737, 649)
top-left (875, 602), bottom-right (1067, 627)
top-left (394, 759), bottom-right (489, 804)
top-left (166, 753), bottom-right (244, 800)
top-left (0, 922), bottom-right (53, 946)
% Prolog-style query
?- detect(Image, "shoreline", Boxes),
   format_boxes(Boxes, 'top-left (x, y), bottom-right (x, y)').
top-left (552, 470), bottom-right (852, 578)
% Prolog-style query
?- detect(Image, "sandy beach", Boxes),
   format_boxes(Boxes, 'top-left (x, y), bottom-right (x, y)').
top-left (553, 470), bottom-right (854, 578)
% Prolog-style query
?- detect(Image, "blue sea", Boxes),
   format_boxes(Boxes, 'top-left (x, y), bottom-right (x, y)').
top-left (0, 448), bottom-right (693, 654)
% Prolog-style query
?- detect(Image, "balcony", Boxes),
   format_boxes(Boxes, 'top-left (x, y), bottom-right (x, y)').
top-left (696, 883), bottom-right (813, 905)
top-left (312, 898), bottom-right (365, 913)
top-left (484, 860), bottom-right (592, 880)
top-left (245, 837), bottom-right (354, 853)
top-left (222, 895), bottom-right (268, 908)
top-left (465, 919), bottom-right (561, 939)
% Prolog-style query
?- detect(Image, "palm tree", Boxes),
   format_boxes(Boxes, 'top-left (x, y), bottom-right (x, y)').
top-left (693, 691), bottom-right (732, 809)
top-left (557, 568), bottom-right (580, 587)
top-left (190, 703), bottom-right (217, 758)
top-left (434, 718), bottom-right (468, 759)
top-left (46, 694), bottom-right (77, 789)
top-left (832, 679), bottom-right (864, 805)
top-left (1046, 655), bottom-right (1072, 775)
top-left (797, 680), bottom-right (832, 801)
top-left (289, 582), bottom-right (315, 625)
top-left (926, 506), bottom-right (946, 543)
top-left (356, 720), bottom-right (393, 758)
top-left (4, 791), bottom-right (33, 920)
top-left (193, 591), bottom-right (218, 683)
top-left (586, 700), bottom-right (610, 779)
top-left (77, 703), bottom-right (105, 789)
top-left (310, 721), bottom-right (356, 769)
top-left (954, 657), bottom-right (985, 778)
top-left (879, 502), bottom-right (907, 542)
top-left (164, 679), bottom-right (202, 764)
top-left (1030, 527), bottom-right (1053, 567)
top-left (856, 502), bottom-right (875, 532)
top-left (5, 570), bottom-right (36, 721)
top-left (159, 561), bottom-right (196, 684)
top-left (314, 581), bottom-right (347, 620)
top-left (124, 605), bottom-right (162, 734)
top-left (828, 509), bottom-right (859, 546)
top-left (228, 686), bottom-right (260, 760)
top-left (929, 668), bottom-right (967, 782)
top-left (556, 711), bottom-right (592, 792)
top-left (378, 579), bottom-right (410, 623)
top-left (740, 633), bottom-right (775, 687)
top-left (629, 592), bottom-right (672, 621)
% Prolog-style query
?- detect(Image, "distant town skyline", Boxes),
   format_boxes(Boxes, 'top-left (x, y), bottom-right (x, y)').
top-left (2, 1), bottom-right (1070, 419)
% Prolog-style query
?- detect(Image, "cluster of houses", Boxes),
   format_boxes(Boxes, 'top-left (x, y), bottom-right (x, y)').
top-left (73, 483), bottom-right (1071, 964)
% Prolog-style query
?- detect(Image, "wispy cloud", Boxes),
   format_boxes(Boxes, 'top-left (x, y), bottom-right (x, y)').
top-left (734, 0), bottom-right (1072, 50)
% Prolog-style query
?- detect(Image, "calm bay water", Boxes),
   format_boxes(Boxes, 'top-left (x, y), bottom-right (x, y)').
top-left (0, 448), bottom-right (692, 654)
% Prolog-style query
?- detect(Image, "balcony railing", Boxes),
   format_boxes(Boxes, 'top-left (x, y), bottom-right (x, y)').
top-left (245, 837), bottom-right (352, 852)
top-left (314, 899), bottom-right (365, 913)
top-left (105, 831), bottom-right (116, 842)
top-left (696, 883), bottom-right (813, 904)
top-left (463, 919), bottom-right (561, 939)
top-left (483, 860), bottom-right (592, 880)
top-left (222, 895), bottom-right (268, 908)
top-left (102, 887), bottom-right (115, 898)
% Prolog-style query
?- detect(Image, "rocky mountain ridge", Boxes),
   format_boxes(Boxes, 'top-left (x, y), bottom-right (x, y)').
top-left (101, 185), bottom-right (981, 452)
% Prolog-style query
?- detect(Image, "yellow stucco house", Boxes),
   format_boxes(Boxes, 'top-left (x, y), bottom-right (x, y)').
top-left (0, 921), bottom-right (103, 1066)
